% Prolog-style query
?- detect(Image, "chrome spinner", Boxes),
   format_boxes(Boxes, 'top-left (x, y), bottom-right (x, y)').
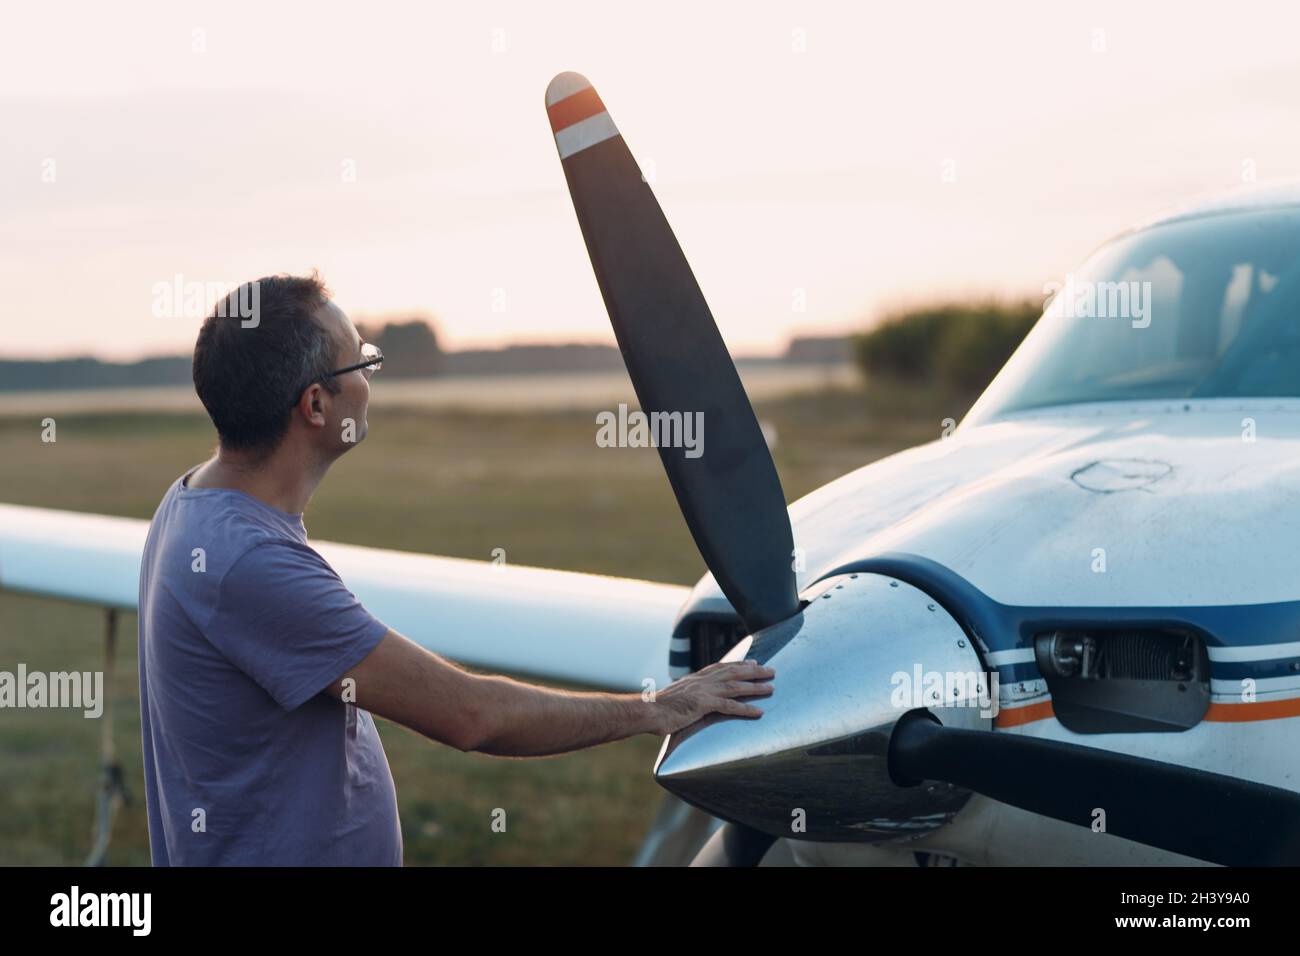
top-left (654, 572), bottom-right (993, 842)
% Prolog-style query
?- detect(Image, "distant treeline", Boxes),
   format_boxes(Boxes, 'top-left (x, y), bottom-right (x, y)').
top-left (0, 318), bottom-right (852, 393)
top-left (853, 299), bottom-right (1040, 393)
top-left (0, 356), bottom-right (194, 392)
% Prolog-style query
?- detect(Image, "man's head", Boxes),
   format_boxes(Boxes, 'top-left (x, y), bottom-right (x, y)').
top-left (193, 273), bottom-right (375, 464)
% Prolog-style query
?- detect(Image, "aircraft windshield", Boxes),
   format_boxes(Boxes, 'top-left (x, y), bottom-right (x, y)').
top-left (963, 206), bottom-right (1300, 425)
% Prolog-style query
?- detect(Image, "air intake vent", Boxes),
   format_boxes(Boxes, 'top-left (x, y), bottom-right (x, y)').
top-left (1034, 628), bottom-right (1209, 733)
top-left (689, 618), bottom-right (749, 671)
top-left (1099, 630), bottom-right (1196, 681)
top-left (1037, 629), bottom-right (1198, 682)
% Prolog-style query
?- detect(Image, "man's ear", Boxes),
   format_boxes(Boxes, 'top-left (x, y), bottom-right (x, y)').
top-left (295, 384), bottom-right (330, 429)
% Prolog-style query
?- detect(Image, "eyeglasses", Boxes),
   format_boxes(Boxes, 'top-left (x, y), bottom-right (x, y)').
top-left (328, 341), bottom-right (384, 379)
top-left (290, 342), bottom-right (383, 407)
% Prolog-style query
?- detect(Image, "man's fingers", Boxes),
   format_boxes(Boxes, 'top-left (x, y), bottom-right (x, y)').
top-left (713, 679), bottom-right (775, 698)
top-left (663, 659), bottom-right (774, 727)
top-left (716, 697), bottom-right (764, 718)
top-left (704, 659), bottom-right (775, 680)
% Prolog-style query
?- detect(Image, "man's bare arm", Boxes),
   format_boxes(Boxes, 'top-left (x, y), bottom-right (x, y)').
top-left (325, 629), bottom-right (775, 757)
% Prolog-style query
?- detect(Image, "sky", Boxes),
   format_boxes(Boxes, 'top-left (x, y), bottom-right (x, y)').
top-left (2, 0), bottom-right (1299, 360)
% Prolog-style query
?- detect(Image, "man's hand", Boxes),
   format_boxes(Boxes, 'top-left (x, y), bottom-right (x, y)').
top-left (649, 659), bottom-right (776, 735)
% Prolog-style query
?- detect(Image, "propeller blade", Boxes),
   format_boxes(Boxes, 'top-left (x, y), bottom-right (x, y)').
top-left (545, 72), bottom-right (800, 633)
top-left (890, 709), bottom-right (1300, 866)
top-left (689, 822), bottom-right (777, 867)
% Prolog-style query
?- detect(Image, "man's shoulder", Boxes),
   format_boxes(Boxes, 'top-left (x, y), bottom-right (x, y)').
top-left (147, 476), bottom-right (302, 588)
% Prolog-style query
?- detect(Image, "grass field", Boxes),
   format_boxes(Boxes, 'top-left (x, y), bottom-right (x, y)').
top-left (0, 381), bottom-right (963, 865)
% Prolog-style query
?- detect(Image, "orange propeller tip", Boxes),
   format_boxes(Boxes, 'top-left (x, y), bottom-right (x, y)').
top-left (546, 71), bottom-right (593, 106)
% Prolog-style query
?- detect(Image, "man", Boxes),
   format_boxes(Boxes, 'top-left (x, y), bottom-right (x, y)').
top-left (137, 273), bottom-right (774, 866)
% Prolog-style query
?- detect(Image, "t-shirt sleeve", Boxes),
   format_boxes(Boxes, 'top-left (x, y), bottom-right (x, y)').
top-left (206, 539), bottom-right (390, 711)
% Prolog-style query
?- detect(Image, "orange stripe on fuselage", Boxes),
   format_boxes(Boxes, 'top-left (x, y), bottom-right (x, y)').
top-left (995, 700), bottom-right (1055, 727)
top-left (1205, 697), bottom-right (1300, 722)
top-left (547, 87), bottom-right (606, 133)
top-left (994, 696), bottom-right (1300, 728)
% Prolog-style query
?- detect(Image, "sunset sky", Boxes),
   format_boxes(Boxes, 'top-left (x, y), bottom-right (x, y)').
top-left (3, 0), bottom-right (1298, 360)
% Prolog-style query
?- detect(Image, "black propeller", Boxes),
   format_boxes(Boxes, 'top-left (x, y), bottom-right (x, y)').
top-left (545, 72), bottom-right (800, 635)
top-left (891, 709), bottom-right (1300, 866)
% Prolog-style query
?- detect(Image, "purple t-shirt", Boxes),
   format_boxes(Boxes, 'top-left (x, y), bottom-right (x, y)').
top-left (137, 468), bottom-right (402, 866)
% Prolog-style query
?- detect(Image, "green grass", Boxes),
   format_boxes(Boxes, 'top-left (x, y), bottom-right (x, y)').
top-left (0, 383), bottom-right (965, 865)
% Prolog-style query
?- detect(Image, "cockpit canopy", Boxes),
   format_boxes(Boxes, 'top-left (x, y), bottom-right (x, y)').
top-left (964, 205), bottom-right (1300, 425)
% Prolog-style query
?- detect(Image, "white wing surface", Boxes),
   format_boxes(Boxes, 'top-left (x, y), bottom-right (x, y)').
top-left (0, 503), bottom-right (683, 690)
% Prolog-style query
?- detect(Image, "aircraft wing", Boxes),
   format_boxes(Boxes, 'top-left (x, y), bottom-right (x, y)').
top-left (0, 503), bottom-right (683, 691)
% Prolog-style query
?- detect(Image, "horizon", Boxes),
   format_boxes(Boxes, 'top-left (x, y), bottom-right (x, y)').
top-left (0, 325), bottom-right (856, 364)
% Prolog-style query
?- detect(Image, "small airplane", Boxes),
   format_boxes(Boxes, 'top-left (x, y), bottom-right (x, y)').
top-left (4, 71), bottom-right (1300, 867)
